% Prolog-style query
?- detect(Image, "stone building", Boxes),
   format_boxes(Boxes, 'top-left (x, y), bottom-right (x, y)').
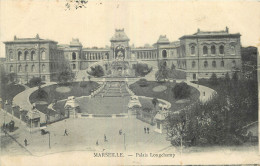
top-left (3, 27), bottom-right (242, 82)
top-left (4, 34), bottom-right (65, 83)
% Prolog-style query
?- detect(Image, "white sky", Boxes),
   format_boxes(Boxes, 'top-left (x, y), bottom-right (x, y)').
top-left (0, 0), bottom-right (260, 58)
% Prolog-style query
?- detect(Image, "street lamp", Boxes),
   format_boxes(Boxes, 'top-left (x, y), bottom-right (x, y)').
top-left (48, 131), bottom-right (51, 149)
top-left (123, 133), bottom-right (126, 150)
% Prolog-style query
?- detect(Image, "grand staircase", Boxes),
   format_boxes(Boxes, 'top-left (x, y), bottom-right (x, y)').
top-left (95, 81), bottom-right (130, 97)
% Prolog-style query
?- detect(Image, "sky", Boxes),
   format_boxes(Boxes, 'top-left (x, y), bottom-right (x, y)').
top-left (0, 0), bottom-right (260, 58)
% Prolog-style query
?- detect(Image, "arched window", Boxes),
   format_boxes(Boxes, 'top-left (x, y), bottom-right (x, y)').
top-left (232, 60), bottom-right (236, 67)
top-left (9, 51), bottom-right (14, 61)
top-left (31, 51), bottom-right (36, 61)
top-left (72, 52), bottom-right (76, 60)
top-left (72, 64), bottom-right (76, 69)
top-left (18, 51), bottom-right (22, 61)
top-left (211, 45), bottom-right (216, 55)
top-left (221, 60), bottom-right (224, 67)
top-left (24, 51), bottom-right (29, 60)
top-left (203, 46), bottom-right (208, 55)
top-left (25, 65), bottom-right (28, 72)
top-left (192, 61), bottom-right (196, 68)
top-left (18, 65), bottom-right (22, 72)
top-left (190, 46), bottom-right (195, 55)
top-left (41, 51), bottom-right (46, 60)
top-left (219, 45), bottom-right (224, 54)
top-left (204, 61), bottom-right (208, 68)
top-left (10, 65), bottom-right (14, 72)
top-left (162, 50), bottom-right (167, 58)
top-left (42, 64), bottom-right (46, 72)
top-left (212, 61), bottom-right (216, 68)
top-left (230, 46), bottom-right (235, 55)
top-left (31, 65), bottom-right (35, 72)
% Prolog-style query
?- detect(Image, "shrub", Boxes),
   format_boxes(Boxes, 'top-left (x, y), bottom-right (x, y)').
top-left (138, 78), bottom-right (148, 87)
top-left (80, 81), bottom-right (88, 88)
top-left (29, 77), bottom-right (42, 87)
top-left (134, 63), bottom-right (152, 77)
top-left (209, 73), bottom-right (218, 86)
top-left (37, 87), bottom-right (48, 99)
top-left (172, 82), bottom-right (191, 99)
top-left (87, 65), bottom-right (104, 77)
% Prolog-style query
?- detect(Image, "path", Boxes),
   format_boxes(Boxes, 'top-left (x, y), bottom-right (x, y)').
top-left (13, 82), bottom-right (56, 111)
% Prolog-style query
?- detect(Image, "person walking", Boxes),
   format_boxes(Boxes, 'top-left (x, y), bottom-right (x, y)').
top-left (104, 134), bottom-right (107, 142)
top-left (144, 127), bottom-right (146, 134)
top-left (64, 129), bottom-right (68, 136)
top-left (147, 127), bottom-right (150, 134)
top-left (119, 129), bottom-right (122, 135)
top-left (96, 140), bottom-right (99, 146)
top-left (24, 139), bottom-right (28, 146)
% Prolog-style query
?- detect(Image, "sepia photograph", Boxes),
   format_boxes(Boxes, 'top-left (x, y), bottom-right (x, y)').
top-left (0, 0), bottom-right (259, 165)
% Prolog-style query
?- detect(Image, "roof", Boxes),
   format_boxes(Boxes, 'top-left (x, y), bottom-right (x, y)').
top-left (70, 38), bottom-right (82, 47)
top-left (157, 35), bottom-right (170, 44)
top-left (180, 27), bottom-right (241, 39)
top-left (110, 29), bottom-right (130, 42)
top-left (4, 34), bottom-right (57, 44)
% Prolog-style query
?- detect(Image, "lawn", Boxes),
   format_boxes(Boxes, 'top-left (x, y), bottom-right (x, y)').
top-left (129, 80), bottom-right (200, 112)
top-left (29, 81), bottom-right (99, 114)
top-left (2, 83), bottom-right (25, 102)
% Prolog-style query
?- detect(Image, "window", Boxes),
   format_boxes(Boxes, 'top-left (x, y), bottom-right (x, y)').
top-left (203, 46), bottom-right (208, 55)
top-left (192, 61), bottom-right (196, 68)
top-left (31, 51), bottom-right (36, 61)
top-left (211, 45), bottom-right (216, 55)
top-left (9, 51), bottom-right (14, 61)
top-left (10, 65), bottom-right (14, 72)
top-left (31, 65), bottom-right (35, 72)
top-left (42, 64), bottom-right (46, 72)
top-left (18, 65), bottom-right (22, 72)
top-left (219, 45), bottom-right (224, 54)
top-left (190, 46), bottom-right (195, 55)
top-left (204, 61), bottom-right (208, 68)
top-left (18, 51), bottom-right (22, 61)
top-left (230, 46), bottom-right (235, 55)
top-left (162, 50), bottom-right (167, 58)
top-left (25, 65), bottom-right (28, 72)
top-left (212, 61), bottom-right (216, 68)
top-left (221, 60), bottom-right (224, 67)
top-left (72, 64), bottom-right (76, 69)
top-left (41, 51), bottom-right (46, 60)
top-left (24, 51), bottom-right (29, 60)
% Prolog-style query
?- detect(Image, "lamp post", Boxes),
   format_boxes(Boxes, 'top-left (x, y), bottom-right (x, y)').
top-left (123, 133), bottom-right (126, 150)
top-left (48, 131), bottom-right (51, 149)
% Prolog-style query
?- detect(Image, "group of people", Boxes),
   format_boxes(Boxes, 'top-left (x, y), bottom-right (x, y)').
top-left (96, 134), bottom-right (108, 146)
top-left (144, 126), bottom-right (150, 134)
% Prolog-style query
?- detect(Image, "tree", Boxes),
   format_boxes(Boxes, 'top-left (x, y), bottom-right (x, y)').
top-left (138, 78), bottom-right (148, 87)
top-left (224, 72), bottom-right (230, 82)
top-left (58, 67), bottom-right (75, 84)
top-left (209, 73), bottom-right (218, 86)
top-left (156, 61), bottom-right (170, 82)
top-left (29, 77), bottom-right (42, 87)
top-left (7, 73), bottom-right (16, 83)
top-left (134, 63), bottom-right (152, 77)
top-left (88, 75), bottom-right (91, 82)
top-left (87, 65), bottom-right (104, 77)
top-left (152, 98), bottom-right (159, 108)
top-left (171, 63), bottom-right (176, 70)
top-left (232, 72), bottom-right (239, 83)
top-left (172, 82), bottom-right (191, 99)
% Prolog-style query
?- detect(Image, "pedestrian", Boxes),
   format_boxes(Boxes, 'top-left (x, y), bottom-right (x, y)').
top-left (96, 140), bottom-right (99, 146)
top-left (104, 134), bottom-right (107, 142)
top-left (147, 127), bottom-right (150, 134)
top-left (144, 127), bottom-right (146, 133)
top-left (24, 139), bottom-right (28, 146)
top-left (64, 129), bottom-right (68, 136)
top-left (119, 129), bottom-right (122, 135)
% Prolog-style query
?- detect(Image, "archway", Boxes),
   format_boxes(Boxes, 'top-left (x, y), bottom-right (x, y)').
top-left (162, 50), bottom-right (167, 58)
top-left (115, 45), bottom-right (125, 60)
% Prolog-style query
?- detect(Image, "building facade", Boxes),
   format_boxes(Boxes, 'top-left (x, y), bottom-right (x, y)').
top-left (3, 27), bottom-right (241, 82)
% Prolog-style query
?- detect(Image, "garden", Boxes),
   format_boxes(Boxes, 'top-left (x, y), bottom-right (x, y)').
top-left (29, 81), bottom-right (99, 114)
top-left (129, 79), bottom-right (200, 112)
